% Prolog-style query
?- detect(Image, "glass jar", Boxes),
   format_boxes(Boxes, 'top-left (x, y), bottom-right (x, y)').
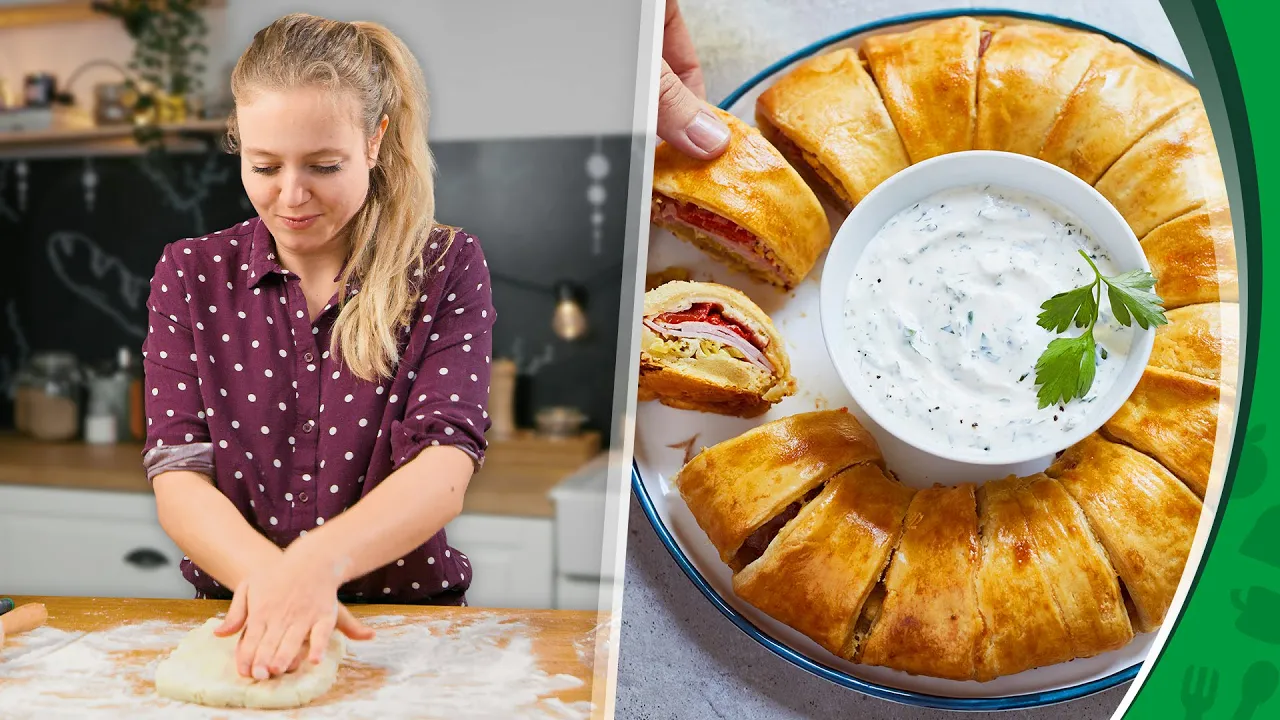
top-left (14, 351), bottom-right (84, 441)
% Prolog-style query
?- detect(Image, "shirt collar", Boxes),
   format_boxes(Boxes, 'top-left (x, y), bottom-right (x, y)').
top-left (247, 218), bottom-right (284, 289)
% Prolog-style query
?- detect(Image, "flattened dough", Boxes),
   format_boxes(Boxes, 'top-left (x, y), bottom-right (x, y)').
top-left (155, 618), bottom-right (345, 709)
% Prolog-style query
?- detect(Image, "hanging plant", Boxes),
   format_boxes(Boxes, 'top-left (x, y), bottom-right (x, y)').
top-left (92, 0), bottom-right (211, 150)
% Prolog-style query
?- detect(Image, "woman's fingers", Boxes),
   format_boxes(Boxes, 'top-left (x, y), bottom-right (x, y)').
top-left (656, 59), bottom-right (729, 160)
top-left (215, 583), bottom-right (249, 637)
top-left (308, 618), bottom-right (334, 664)
top-left (287, 641), bottom-right (309, 673)
top-left (247, 611), bottom-right (288, 680)
top-left (268, 621), bottom-right (311, 676)
top-left (235, 611), bottom-right (267, 678)
top-left (336, 605), bottom-right (375, 640)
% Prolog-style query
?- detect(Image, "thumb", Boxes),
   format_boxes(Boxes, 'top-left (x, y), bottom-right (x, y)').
top-left (656, 59), bottom-right (730, 160)
top-left (335, 605), bottom-right (375, 641)
top-left (214, 583), bottom-right (248, 636)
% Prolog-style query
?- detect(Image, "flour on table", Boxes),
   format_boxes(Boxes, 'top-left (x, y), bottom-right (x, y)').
top-left (0, 614), bottom-right (589, 719)
top-left (155, 618), bottom-right (343, 709)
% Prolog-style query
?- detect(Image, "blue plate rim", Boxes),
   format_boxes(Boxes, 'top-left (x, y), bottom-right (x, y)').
top-left (632, 6), bottom-right (1189, 710)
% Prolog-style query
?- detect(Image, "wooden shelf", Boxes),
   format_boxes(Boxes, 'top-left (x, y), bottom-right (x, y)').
top-left (0, 0), bottom-right (226, 30)
top-left (0, 118), bottom-right (228, 159)
top-left (0, 430), bottom-right (602, 518)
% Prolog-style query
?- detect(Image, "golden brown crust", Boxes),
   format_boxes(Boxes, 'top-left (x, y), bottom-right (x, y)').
top-left (974, 475), bottom-right (1076, 681)
top-left (1047, 433), bottom-right (1202, 633)
top-left (1150, 302), bottom-right (1239, 387)
top-left (1102, 366), bottom-right (1230, 497)
top-left (975, 24), bottom-right (1106, 155)
top-left (651, 107), bottom-right (831, 289)
top-left (862, 16), bottom-right (985, 163)
top-left (732, 463), bottom-right (915, 659)
top-left (672, 410), bottom-right (884, 566)
top-left (1095, 101), bottom-right (1228, 239)
top-left (1142, 204), bottom-right (1239, 309)
top-left (755, 48), bottom-right (910, 209)
top-left (639, 280), bottom-right (797, 417)
top-left (1038, 41), bottom-right (1198, 184)
top-left (857, 484), bottom-right (984, 680)
top-left (1015, 475), bottom-right (1134, 656)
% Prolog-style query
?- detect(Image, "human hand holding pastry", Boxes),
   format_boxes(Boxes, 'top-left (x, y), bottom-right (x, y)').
top-left (657, 0), bottom-right (729, 159)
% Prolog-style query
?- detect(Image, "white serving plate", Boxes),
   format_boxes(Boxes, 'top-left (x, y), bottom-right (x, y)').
top-left (631, 9), bottom-right (1192, 710)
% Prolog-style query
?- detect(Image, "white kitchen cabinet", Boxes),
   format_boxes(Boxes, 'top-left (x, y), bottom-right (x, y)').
top-left (443, 514), bottom-right (554, 610)
top-left (549, 453), bottom-right (613, 609)
top-left (0, 485), bottom-right (192, 599)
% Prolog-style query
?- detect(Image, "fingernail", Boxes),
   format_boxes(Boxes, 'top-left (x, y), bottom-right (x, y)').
top-left (686, 111), bottom-right (730, 154)
top-left (253, 666), bottom-right (269, 681)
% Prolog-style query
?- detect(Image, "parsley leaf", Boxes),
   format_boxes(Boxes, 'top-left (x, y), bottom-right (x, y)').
top-left (1034, 332), bottom-right (1096, 409)
top-left (1103, 269), bottom-right (1169, 330)
top-left (1032, 250), bottom-right (1167, 407)
top-left (1037, 281), bottom-right (1098, 333)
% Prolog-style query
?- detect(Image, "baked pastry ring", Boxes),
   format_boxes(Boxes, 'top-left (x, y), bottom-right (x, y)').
top-left (1149, 302), bottom-right (1239, 386)
top-left (1142, 203), bottom-right (1238, 309)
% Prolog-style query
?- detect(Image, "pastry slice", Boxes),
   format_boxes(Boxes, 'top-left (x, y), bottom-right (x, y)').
top-left (1038, 41), bottom-right (1198, 184)
top-left (1047, 433), bottom-right (1202, 633)
top-left (672, 409), bottom-right (883, 569)
top-left (974, 475), bottom-right (1075, 681)
top-left (755, 47), bottom-right (910, 211)
top-left (975, 23), bottom-right (1105, 156)
top-left (861, 16), bottom-right (987, 163)
top-left (1095, 101), bottom-right (1229, 239)
top-left (651, 107), bottom-right (831, 290)
top-left (1150, 302), bottom-right (1239, 386)
top-left (1015, 474), bottom-right (1134, 657)
top-left (856, 484), bottom-right (984, 680)
top-left (1102, 366), bottom-right (1231, 497)
top-left (732, 463), bottom-right (915, 659)
top-left (639, 280), bottom-right (796, 417)
top-left (1142, 204), bottom-right (1238, 309)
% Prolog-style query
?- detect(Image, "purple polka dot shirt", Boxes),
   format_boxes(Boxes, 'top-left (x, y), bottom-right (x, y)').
top-left (141, 217), bottom-right (495, 605)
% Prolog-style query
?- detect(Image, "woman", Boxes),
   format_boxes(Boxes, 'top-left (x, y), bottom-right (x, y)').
top-left (141, 13), bottom-right (494, 681)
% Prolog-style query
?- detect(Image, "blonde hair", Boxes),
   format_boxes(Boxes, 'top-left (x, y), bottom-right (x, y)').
top-left (225, 13), bottom-right (452, 382)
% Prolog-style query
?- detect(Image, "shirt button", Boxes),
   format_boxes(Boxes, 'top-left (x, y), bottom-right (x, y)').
top-left (304, 352), bottom-right (314, 362)
top-left (298, 492), bottom-right (309, 503)
top-left (302, 420), bottom-right (315, 433)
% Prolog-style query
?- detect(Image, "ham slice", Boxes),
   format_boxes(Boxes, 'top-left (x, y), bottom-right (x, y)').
top-left (643, 317), bottom-right (774, 374)
top-left (652, 196), bottom-right (781, 278)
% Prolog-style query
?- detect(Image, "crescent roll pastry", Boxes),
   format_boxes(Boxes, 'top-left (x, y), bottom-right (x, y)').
top-left (1095, 101), bottom-right (1229, 239)
top-left (862, 16), bottom-right (986, 163)
top-left (975, 24), bottom-right (1105, 156)
top-left (732, 463), bottom-right (915, 659)
top-left (651, 107), bottom-right (831, 290)
top-left (639, 280), bottom-right (796, 417)
top-left (1102, 366), bottom-right (1231, 497)
top-left (856, 484), bottom-right (984, 680)
top-left (1150, 302), bottom-right (1240, 386)
top-left (672, 409), bottom-right (883, 569)
top-left (1047, 433), bottom-right (1203, 633)
top-left (1142, 204), bottom-right (1238, 309)
top-left (974, 476), bottom-right (1075, 681)
top-left (1014, 475), bottom-right (1134, 656)
top-left (755, 48), bottom-right (910, 212)
top-left (1038, 42), bottom-right (1198, 184)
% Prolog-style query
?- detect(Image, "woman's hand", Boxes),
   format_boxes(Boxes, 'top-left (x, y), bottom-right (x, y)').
top-left (657, 0), bottom-right (729, 159)
top-left (213, 550), bottom-right (373, 679)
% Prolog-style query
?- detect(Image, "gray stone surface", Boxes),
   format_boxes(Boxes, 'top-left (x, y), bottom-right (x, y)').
top-left (617, 1), bottom-right (1188, 717)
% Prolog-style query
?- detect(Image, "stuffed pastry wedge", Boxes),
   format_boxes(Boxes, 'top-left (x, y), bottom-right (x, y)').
top-left (755, 47), bottom-right (910, 212)
top-left (672, 409), bottom-right (884, 570)
top-left (1150, 302), bottom-right (1239, 386)
top-left (639, 280), bottom-right (796, 417)
top-left (1142, 204), bottom-right (1238, 309)
top-left (651, 108), bottom-right (831, 290)
top-left (1047, 433), bottom-right (1203, 633)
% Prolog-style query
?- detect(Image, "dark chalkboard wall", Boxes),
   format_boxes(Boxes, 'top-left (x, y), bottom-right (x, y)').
top-left (0, 135), bottom-right (632, 442)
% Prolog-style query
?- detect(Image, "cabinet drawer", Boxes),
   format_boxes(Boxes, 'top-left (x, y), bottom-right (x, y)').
top-left (0, 486), bottom-right (191, 599)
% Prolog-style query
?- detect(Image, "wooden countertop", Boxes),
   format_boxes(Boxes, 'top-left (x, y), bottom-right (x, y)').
top-left (0, 596), bottom-right (610, 718)
top-left (0, 431), bottom-right (602, 518)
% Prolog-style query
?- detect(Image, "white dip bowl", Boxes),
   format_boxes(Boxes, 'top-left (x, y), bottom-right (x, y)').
top-left (819, 151), bottom-right (1155, 466)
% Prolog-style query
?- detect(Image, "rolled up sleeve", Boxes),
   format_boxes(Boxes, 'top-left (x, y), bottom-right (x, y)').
top-left (391, 235), bottom-right (496, 472)
top-left (142, 243), bottom-right (213, 479)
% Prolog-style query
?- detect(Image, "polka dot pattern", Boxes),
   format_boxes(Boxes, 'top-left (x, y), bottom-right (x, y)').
top-left (141, 219), bottom-right (488, 604)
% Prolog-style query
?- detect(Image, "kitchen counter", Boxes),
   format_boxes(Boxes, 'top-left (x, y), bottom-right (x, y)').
top-left (617, 1), bottom-right (1188, 719)
top-left (0, 595), bottom-right (609, 719)
top-left (0, 431), bottom-right (601, 518)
